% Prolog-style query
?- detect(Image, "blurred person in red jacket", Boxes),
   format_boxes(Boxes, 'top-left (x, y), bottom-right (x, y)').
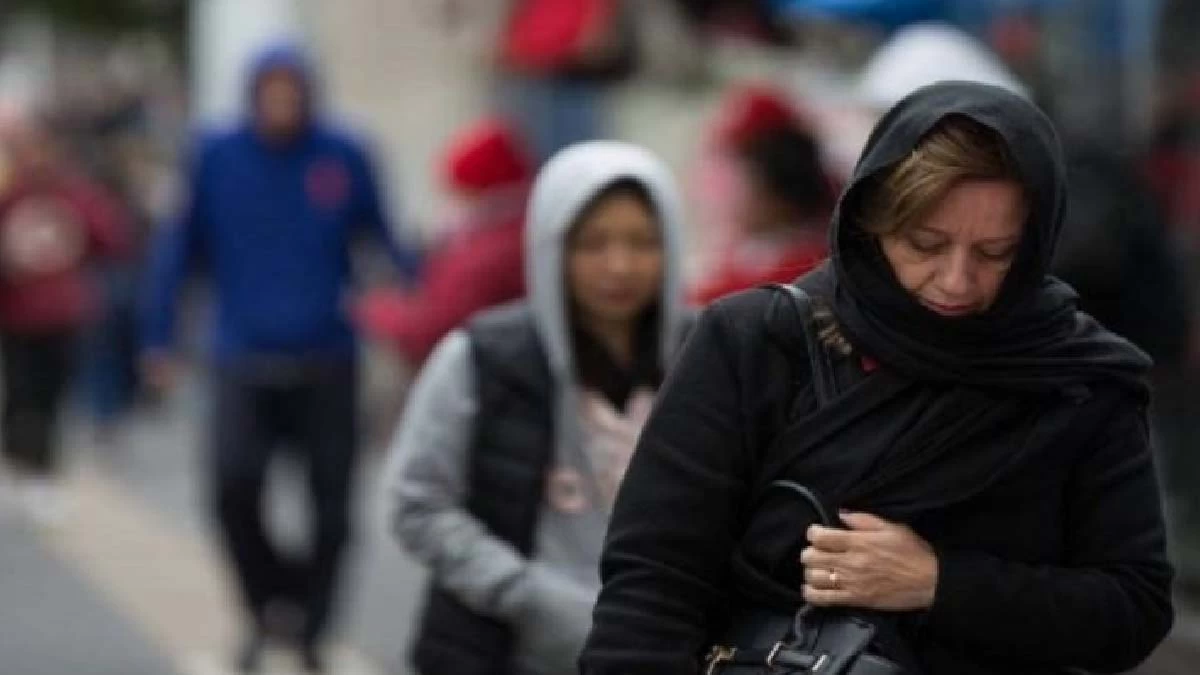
top-left (690, 85), bottom-right (834, 305)
top-left (0, 108), bottom-right (128, 525)
top-left (356, 119), bottom-right (532, 367)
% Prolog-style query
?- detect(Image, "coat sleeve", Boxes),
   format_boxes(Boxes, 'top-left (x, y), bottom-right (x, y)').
top-left (140, 140), bottom-right (208, 353)
top-left (581, 302), bottom-right (754, 675)
top-left (347, 142), bottom-right (422, 284)
top-left (355, 250), bottom-right (520, 366)
top-left (385, 330), bottom-right (528, 615)
top-left (926, 398), bottom-right (1175, 673)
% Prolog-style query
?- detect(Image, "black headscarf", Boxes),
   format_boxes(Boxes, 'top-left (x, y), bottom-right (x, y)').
top-left (828, 81), bottom-right (1150, 396)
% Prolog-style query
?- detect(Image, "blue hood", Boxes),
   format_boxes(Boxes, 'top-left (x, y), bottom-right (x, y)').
top-left (245, 43), bottom-right (318, 123)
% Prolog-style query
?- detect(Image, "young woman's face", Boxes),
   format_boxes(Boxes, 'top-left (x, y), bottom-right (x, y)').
top-left (567, 192), bottom-right (664, 327)
top-left (878, 180), bottom-right (1024, 317)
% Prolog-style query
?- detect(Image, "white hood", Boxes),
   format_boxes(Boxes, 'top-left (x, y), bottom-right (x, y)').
top-left (525, 140), bottom-right (689, 384)
top-left (858, 22), bottom-right (1029, 111)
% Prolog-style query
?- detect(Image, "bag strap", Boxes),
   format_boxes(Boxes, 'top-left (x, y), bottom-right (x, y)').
top-left (743, 284), bottom-right (841, 510)
top-left (747, 284), bottom-right (914, 511)
top-left (769, 283), bottom-right (837, 407)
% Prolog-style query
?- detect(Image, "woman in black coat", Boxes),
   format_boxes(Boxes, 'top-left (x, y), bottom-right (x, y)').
top-left (579, 82), bottom-right (1174, 675)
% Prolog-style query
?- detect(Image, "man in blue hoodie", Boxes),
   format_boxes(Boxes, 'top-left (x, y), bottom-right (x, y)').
top-left (141, 44), bottom-right (419, 672)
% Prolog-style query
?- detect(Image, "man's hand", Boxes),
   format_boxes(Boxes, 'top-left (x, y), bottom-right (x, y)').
top-left (799, 512), bottom-right (938, 611)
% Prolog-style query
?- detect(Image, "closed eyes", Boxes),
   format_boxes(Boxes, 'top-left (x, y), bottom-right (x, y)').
top-left (904, 235), bottom-right (1017, 262)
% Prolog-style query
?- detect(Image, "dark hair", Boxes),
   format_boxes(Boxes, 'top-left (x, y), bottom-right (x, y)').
top-left (572, 307), bottom-right (663, 411)
top-left (739, 126), bottom-right (833, 217)
top-left (567, 177), bottom-right (656, 244)
top-left (567, 177), bottom-right (664, 410)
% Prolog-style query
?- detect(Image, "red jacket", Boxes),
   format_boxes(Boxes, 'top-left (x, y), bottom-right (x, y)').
top-left (0, 175), bottom-right (129, 332)
top-left (355, 205), bottom-right (526, 365)
top-left (691, 231), bottom-right (827, 306)
top-left (356, 118), bottom-right (534, 366)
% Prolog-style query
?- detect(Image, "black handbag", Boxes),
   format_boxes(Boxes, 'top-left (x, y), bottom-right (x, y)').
top-left (702, 285), bottom-right (912, 675)
top-left (704, 481), bottom-right (909, 675)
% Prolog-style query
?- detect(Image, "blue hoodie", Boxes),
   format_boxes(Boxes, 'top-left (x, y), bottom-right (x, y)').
top-left (143, 45), bottom-right (420, 362)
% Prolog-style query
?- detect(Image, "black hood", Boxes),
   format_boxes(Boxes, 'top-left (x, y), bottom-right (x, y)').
top-left (822, 81), bottom-right (1150, 395)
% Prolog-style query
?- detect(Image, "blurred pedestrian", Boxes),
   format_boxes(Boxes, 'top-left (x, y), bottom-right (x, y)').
top-left (1148, 0), bottom-right (1200, 601)
top-left (493, 0), bottom-right (639, 161)
top-left (140, 43), bottom-right (420, 673)
top-left (1053, 139), bottom-right (1197, 605)
top-left (355, 118), bottom-right (533, 367)
top-left (0, 107), bottom-right (129, 526)
top-left (384, 141), bottom-right (691, 675)
top-left (65, 85), bottom-right (160, 443)
top-left (690, 85), bottom-right (834, 305)
top-left (1052, 140), bottom-right (1191, 367)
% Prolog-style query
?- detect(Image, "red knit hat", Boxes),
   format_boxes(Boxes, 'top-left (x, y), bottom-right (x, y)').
top-left (712, 84), bottom-right (811, 151)
top-left (442, 119), bottom-right (534, 193)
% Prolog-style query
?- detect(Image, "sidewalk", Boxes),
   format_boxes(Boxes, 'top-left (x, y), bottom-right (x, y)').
top-left (0, 377), bottom-right (425, 674)
top-left (0, 510), bottom-right (177, 675)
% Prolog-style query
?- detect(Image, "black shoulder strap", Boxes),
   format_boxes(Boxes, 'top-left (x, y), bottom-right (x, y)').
top-left (769, 283), bottom-right (837, 406)
top-left (750, 285), bottom-right (913, 511)
top-left (741, 284), bottom-right (842, 511)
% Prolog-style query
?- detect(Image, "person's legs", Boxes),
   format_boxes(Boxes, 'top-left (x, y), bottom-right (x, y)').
top-left (210, 367), bottom-right (289, 667)
top-left (290, 361), bottom-right (358, 661)
top-left (84, 265), bottom-right (139, 436)
top-left (32, 332), bottom-right (72, 473)
top-left (547, 77), bottom-right (604, 155)
top-left (2, 332), bottom-right (72, 471)
top-left (1, 333), bottom-right (32, 472)
top-left (494, 73), bottom-right (605, 163)
top-left (2, 331), bottom-right (75, 525)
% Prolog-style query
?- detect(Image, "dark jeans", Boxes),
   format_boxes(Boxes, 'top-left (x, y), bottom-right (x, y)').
top-left (495, 74), bottom-right (604, 163)
top-left (210, 358), bottom-right (358, 645)
top-left (82, 264), bottom-right (139, 425)
top-left (2, 331), bottom-right (74, 474)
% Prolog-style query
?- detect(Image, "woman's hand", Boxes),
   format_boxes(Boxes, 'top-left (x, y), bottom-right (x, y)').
top-left (799, 512), bottom-right (938, 611)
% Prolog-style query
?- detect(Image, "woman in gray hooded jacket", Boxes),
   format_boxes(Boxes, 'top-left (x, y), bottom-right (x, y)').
top-left (383, 141), bottom-right (691, 675)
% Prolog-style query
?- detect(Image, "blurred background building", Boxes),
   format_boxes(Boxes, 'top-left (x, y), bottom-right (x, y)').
top-left (0, 1), bottom-right (1197, 673)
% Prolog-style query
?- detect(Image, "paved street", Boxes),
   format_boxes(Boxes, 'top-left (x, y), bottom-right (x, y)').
top-left (1, 372), bottom-right (1198, 674)
top-left (0, 373), bottom-right (426, 675)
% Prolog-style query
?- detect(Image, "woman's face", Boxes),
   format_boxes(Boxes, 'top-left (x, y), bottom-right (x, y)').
top-left (567, 192), bottom-right (664, 327)
top-left (878, 180), bottom-right (1024, 317)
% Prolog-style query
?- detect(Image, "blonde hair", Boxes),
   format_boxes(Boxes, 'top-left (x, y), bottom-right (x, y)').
top-left (860, 115), bottom-right (1022, 237)
top-left (816, 116), bottom-right (1023, 357)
